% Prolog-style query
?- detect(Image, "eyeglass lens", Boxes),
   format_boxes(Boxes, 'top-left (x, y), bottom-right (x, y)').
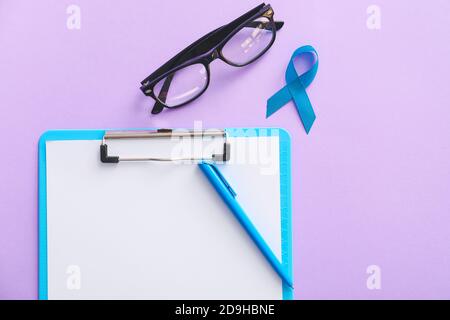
top-left (153, 63), bottom-right (208, 107)
top-left (221, 17), bottom-right (274, 66)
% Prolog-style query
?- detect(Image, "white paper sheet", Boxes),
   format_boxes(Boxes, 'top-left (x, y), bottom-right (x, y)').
top-left (45, 135), bottom-right (282, 299)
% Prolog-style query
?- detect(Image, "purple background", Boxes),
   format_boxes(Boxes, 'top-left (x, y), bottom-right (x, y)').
top-left (1, 0), bottom-right (450, 299)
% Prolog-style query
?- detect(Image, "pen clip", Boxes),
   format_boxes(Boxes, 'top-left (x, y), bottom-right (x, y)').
top-left (207, 163), bottom-right (237, 198)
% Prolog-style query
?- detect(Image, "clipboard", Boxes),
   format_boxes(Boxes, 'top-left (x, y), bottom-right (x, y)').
top-left (38, 127), bottom-right (293, 299)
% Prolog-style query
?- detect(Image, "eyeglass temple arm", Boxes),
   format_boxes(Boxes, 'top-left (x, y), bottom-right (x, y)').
top-left (275, 21), bottom-right (284, 30)
top-left (245, 20), bottom-right (284, 30)
top-left (150, 73), bottom-right (174, 114)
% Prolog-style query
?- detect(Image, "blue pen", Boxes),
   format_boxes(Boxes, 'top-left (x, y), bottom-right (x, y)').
top-left (198, 162), bottom-right (293, 288)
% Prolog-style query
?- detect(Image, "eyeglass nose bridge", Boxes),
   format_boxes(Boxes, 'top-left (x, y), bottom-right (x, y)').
top-left (204, 49), bottom-right (220, 64)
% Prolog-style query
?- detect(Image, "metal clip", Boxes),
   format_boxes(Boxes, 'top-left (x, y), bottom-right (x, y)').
top-left (100, 129), bottom-right (230, 163)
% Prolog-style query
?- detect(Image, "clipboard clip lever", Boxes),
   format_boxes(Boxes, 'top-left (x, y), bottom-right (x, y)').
top-left (100, 129), bottom-right (230, 163)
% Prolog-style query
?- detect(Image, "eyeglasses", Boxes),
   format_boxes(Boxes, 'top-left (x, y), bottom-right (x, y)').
top-left (140, 3), bottom-right (284, 115)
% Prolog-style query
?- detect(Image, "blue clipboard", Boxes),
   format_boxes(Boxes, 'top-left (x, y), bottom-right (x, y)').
top-left (38, 128), bottom-right (293, 299)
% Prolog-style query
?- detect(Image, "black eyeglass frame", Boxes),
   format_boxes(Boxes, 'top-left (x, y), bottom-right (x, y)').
top-left (140, 3), bottom-right (284, 114)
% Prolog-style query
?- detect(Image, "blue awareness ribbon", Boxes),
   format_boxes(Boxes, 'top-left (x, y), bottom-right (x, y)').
top-left (266, 45), bottom-right (318, 134)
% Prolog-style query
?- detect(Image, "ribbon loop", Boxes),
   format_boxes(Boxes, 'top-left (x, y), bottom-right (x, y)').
top-left (266, 45), bottom-right (318, 134)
